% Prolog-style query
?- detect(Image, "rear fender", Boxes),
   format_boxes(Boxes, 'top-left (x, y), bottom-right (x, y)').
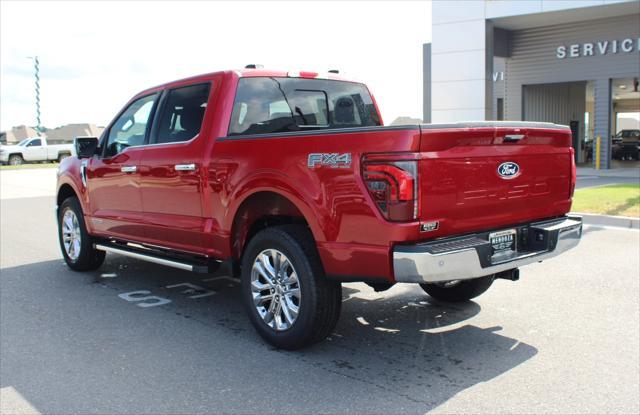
top-left (225, 173), bottom-right (325, 256)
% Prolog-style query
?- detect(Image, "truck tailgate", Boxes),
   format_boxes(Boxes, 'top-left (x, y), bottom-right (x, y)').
top-left (418, 123), bottom-right (574, 237)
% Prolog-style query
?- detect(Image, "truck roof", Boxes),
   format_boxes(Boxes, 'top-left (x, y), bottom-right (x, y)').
top-left (138, 68), bottom-right (357, 97)
top-left (234, 68), bottom-right (352, 82)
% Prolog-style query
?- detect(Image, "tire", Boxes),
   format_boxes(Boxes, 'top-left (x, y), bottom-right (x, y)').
top-left (8, 154), bottom-right (23, 165)
top-left (420, 275), bottom-right (495, 303)
top-left (241, 225), bottom-right (342, 350)
top-left (57, 153), bottom-right (70, 162)
top-left (58, 196), bottom-right (105, 271)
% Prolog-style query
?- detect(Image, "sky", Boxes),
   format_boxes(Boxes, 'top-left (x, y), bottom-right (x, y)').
top-left (0, 1), bottom-right (431, 131)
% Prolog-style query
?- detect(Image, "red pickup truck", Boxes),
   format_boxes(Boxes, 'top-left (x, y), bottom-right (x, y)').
top-left (56, 68), bottom-right (582, 349)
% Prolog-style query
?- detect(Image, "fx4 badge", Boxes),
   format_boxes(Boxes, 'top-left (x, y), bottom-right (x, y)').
top-left (307, 153), bottom-right (352, 169)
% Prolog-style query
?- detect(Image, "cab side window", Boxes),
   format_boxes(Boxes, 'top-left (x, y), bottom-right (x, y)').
top-left (104, 94), bottom-right (156, 157)
top-left (152, 83), bottom-right (210, 144)
top-left (27, 139), bottom-right (42, 146)
top-left (228, 77), bottom-right (380, 136)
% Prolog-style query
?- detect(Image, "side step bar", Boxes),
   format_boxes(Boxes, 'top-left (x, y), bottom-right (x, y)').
top-left (94, 243), bottom-right (218, 273)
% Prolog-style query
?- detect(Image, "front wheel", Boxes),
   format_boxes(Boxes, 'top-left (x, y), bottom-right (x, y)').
top-left (8, 154), bottom-right (23, 165)
top-left (58, 197), bottom-right (105, 271)
top-left (420, 275), bottom-right (495, 303)
top-left (241, 225), bottom-right (342, 350)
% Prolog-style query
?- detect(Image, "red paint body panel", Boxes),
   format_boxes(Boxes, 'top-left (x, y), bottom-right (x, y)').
top-left (57, 69), bottom-right (574, 283)
top-left (417, 126), bottom-right (573, 239)
top-left (85, 149), bottom-right (146, 241)
top-left (210, 128), bottom-right (423, 280)
top-left (137, 135), bottom-right (206, 253)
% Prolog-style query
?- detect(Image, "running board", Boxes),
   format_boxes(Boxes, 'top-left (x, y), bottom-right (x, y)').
top-left (94, 243), bottom-right (217, 273)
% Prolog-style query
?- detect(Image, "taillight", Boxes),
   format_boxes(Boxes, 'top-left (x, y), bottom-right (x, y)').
top-left (569, 148), bottom-right (576, 198)
top-left (363, 160), bottom-right (418, 222)
top-left (299, 71), bottom-right (318, 78)
top-left (288, 71), bottom-right (319, 79)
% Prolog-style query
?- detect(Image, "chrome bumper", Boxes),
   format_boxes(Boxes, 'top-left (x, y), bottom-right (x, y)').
top-left (393, 216), bottom-right (582, 283)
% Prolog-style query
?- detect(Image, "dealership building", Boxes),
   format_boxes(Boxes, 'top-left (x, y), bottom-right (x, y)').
top-left (424, 0), bottom-right (640, 168)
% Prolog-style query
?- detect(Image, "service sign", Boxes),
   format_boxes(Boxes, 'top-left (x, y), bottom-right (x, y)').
top-left (556, 37), bottom-right (640, 59)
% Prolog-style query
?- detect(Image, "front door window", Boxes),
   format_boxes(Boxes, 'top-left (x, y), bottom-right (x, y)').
top-left (104, 94), bottom-right (157, 157)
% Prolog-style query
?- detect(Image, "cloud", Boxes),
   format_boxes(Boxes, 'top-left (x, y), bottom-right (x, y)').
top-left (2, 63), bottom-right (33, 78)
top-left (0, 1), bottom-right (430, 130)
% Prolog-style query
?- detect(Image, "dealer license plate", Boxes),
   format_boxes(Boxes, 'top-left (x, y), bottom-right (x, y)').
top-left (489, 229), bottom-right (517, 263)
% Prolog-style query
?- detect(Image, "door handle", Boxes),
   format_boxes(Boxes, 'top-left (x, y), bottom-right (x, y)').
top-left (174, 164), bottom-right (196, 171)
top-left (121, 165), bottom-right (137, 173)
top-left (504, 134), bottom-right (525, 142)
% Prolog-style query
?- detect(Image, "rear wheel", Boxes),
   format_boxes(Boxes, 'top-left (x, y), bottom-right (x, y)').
top-left (241, 225), bottom-right (342, 350)
top-left (420, 275), bottom-right (495, 303)
top-left (8, 154), bottom-right (23, 165)
top-left (58, 197), bottom-right (105, 271)
top-left (58, 153), bottom-right (71, 162)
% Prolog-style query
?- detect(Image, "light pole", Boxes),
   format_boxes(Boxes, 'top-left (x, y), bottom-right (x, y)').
top-left (27, 56), bottom-right (41, 135)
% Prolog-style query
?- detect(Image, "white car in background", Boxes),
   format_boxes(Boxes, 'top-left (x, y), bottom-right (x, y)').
top-left (0, 137), bottom-right (75, 165)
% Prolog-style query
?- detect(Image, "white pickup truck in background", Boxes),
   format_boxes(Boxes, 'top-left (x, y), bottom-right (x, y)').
top-left (0, 137), bottom-right (75, 165)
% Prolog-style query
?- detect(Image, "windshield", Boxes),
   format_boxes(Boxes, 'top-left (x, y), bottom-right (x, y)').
top-left (228, 77), bottom-right (381, 136)
top-left (17, 138), bottom-right (30, 146)
top-left (616, 130), bottom-right (640, 138)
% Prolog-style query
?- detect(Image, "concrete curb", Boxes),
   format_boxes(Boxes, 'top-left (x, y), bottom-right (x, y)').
top-left (574, 212), bottom-right (640, 229)
top-left (576, 167), bottom-right (640, 179)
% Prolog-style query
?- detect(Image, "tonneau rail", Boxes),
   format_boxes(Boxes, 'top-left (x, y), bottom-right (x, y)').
top-left (420, 121), bottom-right (570, 130)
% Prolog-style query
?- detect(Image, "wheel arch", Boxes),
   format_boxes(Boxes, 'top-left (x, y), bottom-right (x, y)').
top-left (57, 183), bottom-right (79, 207)
top-left (229, 190), bottom-right (318, 261)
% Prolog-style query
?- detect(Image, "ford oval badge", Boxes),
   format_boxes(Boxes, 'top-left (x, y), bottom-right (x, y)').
top-left (497, 162), bottom-right (520, 179)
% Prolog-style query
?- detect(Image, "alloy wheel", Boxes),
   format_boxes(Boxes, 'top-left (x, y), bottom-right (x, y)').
top-left (250, 249), bottom-right (301, 331)
top-left (61, 209), bottom-right (81, 261)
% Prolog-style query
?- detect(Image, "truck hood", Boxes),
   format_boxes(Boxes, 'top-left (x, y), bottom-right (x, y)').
top-left (0, 145), bottom-right (22, 152)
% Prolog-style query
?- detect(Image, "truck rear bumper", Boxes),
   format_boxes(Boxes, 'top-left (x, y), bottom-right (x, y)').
top-left (393, 216), bottom-right (582, 283)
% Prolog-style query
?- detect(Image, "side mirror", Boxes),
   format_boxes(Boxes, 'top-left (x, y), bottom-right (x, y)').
top-left (74, 136), bottom-right (98, 159)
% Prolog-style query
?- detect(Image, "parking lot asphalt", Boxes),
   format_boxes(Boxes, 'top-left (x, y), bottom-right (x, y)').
top-left (1, 171), bottom-right (639, 414)
top-left (0, 168), bottom-right (58, 200)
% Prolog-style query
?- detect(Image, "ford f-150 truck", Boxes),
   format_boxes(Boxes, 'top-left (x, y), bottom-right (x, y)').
top-left (56, 68), bottom-right (582, 349)
top-left (1, 137), bottom-right (74, 165)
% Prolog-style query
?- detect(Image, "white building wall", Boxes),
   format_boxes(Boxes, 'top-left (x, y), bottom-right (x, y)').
top-left (486, 0), bottom-right (631, 18)
top-left (430, 0), bottom-right (635, 123)
top-left (431, 1), bottom-right (488, 122)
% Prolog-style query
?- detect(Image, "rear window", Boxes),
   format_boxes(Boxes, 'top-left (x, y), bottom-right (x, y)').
top-left (228, 77), bottom-right (380, 136)
top-left (152, 83), bottom-right (210, 144)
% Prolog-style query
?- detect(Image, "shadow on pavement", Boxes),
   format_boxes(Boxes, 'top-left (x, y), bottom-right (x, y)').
top-left (1, 256), bottom-right (538, 413)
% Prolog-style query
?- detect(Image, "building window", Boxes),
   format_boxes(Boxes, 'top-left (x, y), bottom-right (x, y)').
top-left (497, 98), bottom-right (504, 121)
